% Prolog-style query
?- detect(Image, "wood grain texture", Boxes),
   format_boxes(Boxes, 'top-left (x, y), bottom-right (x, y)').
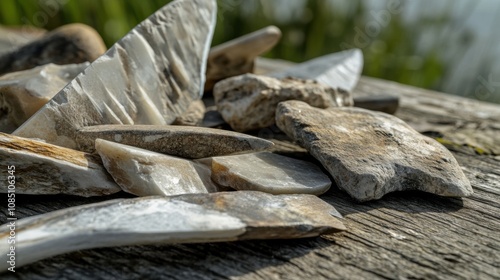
top-left (1, 76), bottom-right (499, 279)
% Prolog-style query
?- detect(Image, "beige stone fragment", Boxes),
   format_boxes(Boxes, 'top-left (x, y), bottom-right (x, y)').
top-left (0, 23), bottom-right (105, 75)
top-left (0, 132), bottom-right (120, 197)
top-left (214, 73), bottom-right (352, 131)
top-left (0, 25), bottom-right (46, 55)
top-left (211, 152), bottom-right (331, 195)
top-left (95, 139), bottom-right (219, 196)
top-left (0, 63), bottom-right (89, 133)
top-left (173, 100), bottom-right (206, 126)
top-left (205, 26), bottom-right (281, 91)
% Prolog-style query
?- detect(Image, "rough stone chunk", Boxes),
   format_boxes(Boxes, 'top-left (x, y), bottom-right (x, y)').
top-left (0, 191), bottom-right (345, 271)
top-left (172, 100), bottom-right (206, 126)
top-left (0, 23), bottom-right (105, 75)
top-left (76, 125), bottom-right (273, 157)
top-left (95, 139), bottom-right (219, 196)
top-left (205, 26), bottom-right (281, 91)
top-left (214, 73), bottom-right (352, 131)
top-left (270, 49), bottom-right (363, 92)
top-left (276, 101), bottom-right (473, 202)
top-left (0, 63), bottom-right (89, 133)
top-left (211, 152), bottom-right (331, 195)
top-left (13, 0), bottom-right (217, 149)
top-left (0, 132), bottom-right (120, 197)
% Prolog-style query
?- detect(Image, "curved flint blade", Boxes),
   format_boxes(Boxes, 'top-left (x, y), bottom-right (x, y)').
top-left (0, 191), bottom-right (345, 271)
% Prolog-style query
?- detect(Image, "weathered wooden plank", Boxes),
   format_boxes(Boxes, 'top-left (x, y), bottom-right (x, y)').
top-left (1, 76), bottom-right (499, 279)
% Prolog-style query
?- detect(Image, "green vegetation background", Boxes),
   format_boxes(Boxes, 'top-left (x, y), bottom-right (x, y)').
top-left (0, 0), bottom-right (497, 103)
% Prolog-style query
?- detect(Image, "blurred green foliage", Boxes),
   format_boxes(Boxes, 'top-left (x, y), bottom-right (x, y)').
top-left (0, 0), bottom-right (497, 103)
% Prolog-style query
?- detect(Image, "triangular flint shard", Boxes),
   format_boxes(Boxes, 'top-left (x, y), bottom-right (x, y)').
top-left (14, 0), bottom-right (217, 149)
top-left (270, 49), bottom-right (363, 92)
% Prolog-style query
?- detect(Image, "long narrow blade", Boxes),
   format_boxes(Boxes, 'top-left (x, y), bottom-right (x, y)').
top-left (0, 191), bottom-right (345, 271)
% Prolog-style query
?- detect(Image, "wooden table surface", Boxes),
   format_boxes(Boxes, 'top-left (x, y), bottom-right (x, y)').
top-left (2, 76), bottom-right (499, 280)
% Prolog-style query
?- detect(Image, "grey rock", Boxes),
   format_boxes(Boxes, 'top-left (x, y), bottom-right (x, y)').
top-left (211, 152), bottom-right (331, 195)
top-left (0, 23), bottom-right (105, 75)
top-left (13, 0), bottom-right (217, 149)
top-left (76, 124), bottom-right (273, 158)
top-left (270, 49), bottom-right (363, 92)
top-left (276, 101), bottom-right (473, 202)
top-left (205, 26), bottom-right (281, 91)
top-left (0, 63), bottom-right (89, 133)
top-left (0, 132), bottom-right (120, 197)
top-left (0, 25), bottom-right (46, 55)
top-left (172, 99), bottom-right (206, 126)
top-left (0, 191), bottom-right (345, 271)
top-left (95, 139), bottom-right (219, 196)
top-left (201, 105), bottom-right (227, 127)
top-left (214, 73), bottom-right (352, 132)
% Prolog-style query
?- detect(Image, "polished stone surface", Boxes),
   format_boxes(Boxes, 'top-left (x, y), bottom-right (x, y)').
top-left (211, 152), bottom-right (331, 195)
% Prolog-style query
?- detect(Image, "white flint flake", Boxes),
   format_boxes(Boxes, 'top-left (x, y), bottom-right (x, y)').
top-left (13, 0), bottom-right (217, 149)
top-left (0, 191), bottom-right (345, 271)
top-left (95, 139), bottom-right (219, 196)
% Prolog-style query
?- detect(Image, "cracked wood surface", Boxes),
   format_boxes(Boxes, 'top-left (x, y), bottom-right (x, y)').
top-left (1, 76), bottom-right (499, 279)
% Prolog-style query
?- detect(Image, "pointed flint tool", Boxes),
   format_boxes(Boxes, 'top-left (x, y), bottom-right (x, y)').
top-left (13, 0), bottom-right (217, 149)
top-left (270, 49), bottom-right (363, 92)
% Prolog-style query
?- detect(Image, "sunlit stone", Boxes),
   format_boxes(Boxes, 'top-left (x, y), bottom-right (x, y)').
top-left (0, 191), bottom-right (345, 271)
top-left (0, 132), bottom-right (120, 197)
top-left (13, 0), bottom-right (217, 149)
top-left (211, 152), bottom-right (332, 195)
top-left (205, 25), bottom-right (281, 91)
top-left (214, 73), bottom-right (352, 131)
top-left (276, 101), bottom-right (473, 202)
top-left (95, 139), bottom-right (219, 196)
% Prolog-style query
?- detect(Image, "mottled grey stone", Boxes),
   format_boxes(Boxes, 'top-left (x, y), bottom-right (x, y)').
top-left (205, 26), bottom-right (281, 91)
top-left (276, 100), bottom-right (473, 202)
top-left (76, 125), bottom-right (273, 158)
top-left (214, 73), bottom-right (352, 132)
top-left (172, 99), bottom-right (206, 126)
